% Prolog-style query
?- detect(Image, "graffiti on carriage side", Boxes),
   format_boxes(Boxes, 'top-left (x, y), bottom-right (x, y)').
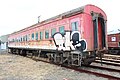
top-left (53, 31), bottom-right (87, 51)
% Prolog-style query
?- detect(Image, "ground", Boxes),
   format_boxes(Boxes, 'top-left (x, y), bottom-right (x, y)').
top-left (0, 50), bottom-right (107, 80)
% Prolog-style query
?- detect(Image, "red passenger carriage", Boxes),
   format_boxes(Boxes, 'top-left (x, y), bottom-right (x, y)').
top-left (8, 4), bottom-right (107, 66)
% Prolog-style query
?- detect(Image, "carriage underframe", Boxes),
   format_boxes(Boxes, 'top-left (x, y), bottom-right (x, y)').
top-left (8, 47), bottom-right (104, 66)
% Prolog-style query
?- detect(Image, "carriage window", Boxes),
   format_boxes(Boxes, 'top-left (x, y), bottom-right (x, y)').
top-left (23, 36), bottom-right (25, 41)
top-left (59, 26), bottom-right (64, 35)
top-left (21, 37), bottom-right (22, 42)
top-left (71, 21), bottom-right (78, 31)
top-left (119, 42), bottom-right (120, 47)
top-left (36, 32), bottom-right (38, 40)
top-left (13, 39), bottom-right (14, 42)
top-left (25, 35), bottom-right (27, 41)
top-left (32, 33), bottom-right (34, 40)
top-left (15, 38), bottom-right (17, 42)
top-left (16, 38), bottom-right (18, 42)
top-left (27, 34), bottom-right (30, 41)
top-left (40, 32), bottom-right (43, 40)
top-left (51, 28), bottom-right (56, 37)
top-left (45, 30), bottom-right (49, 39)
top-left (18, 38), bottom-right (20, 42)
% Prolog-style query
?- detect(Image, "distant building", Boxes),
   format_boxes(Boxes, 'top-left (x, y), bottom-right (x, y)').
top-left (0, 34), bottom-right (9, 50)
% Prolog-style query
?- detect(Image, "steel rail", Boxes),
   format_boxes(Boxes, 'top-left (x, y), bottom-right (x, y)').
top-left (84, 65), bottom-right (120, 73)
top-left (32, 57), bottom-right (120, 80)
top-left (97, 58), bottom-right (120, 63)
top-left (95, 61), bottom-right (120, 66)
top-left (61, 65), bottom-right (120, 80)
top-left (10, 54), bottom-right (120, 80)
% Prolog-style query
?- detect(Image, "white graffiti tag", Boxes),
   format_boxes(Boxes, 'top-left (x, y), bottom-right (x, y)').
top-left (53, 31), bottom-right (87, 51)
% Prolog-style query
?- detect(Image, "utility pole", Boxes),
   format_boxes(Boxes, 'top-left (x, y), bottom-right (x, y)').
top-left (38, 16), bottom-right (40, 23)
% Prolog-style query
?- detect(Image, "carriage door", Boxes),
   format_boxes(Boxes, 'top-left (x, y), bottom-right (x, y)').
top-left (92, 13), bottom-right (106, 50)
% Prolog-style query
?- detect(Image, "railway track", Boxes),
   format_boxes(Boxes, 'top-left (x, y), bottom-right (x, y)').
top-left (95, 55), bottom-right (120, 66)
top-left (104, 54), bottom-right (120, 60)
top-left (95, 60), bottom-right (120, 67)
top-left (30, 56), bottom-right (120, 80)
top-left (62, 65), bottom-right (120, 80)
top-left (84, 65), bottom-right (120, 73)
top-left (8, 53), bottom-right (120, 80)
top-left (97, 58), bottom-right (120, 63)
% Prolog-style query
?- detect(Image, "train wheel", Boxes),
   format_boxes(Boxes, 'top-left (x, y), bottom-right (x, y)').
top-left (83, 57), bottom-right (95, 66)
top-left (47, 54), bottom-right (54, 63)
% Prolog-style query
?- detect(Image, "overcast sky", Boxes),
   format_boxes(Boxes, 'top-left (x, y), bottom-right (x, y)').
top-left (0, 0), bottom-right (120, 36)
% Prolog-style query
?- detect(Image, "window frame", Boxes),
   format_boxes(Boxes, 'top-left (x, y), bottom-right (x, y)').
top-left (21, 37), bottom-right (22, 42)
top-left (59, 26), bottom-right (65, 35)
top-left (35, 32), bottom-right (38, 40)
top-left (32, 33), bottom-right (34, 40)
top-left (25, 35), bottom-right (27, 41)
top-left (40, 31), bottom-right (43, 40)
top-left (51, 28), bottom-right (56, 37)
top-left (45, 30), bottom-right (49, 39)
top-left (71, 21), bottom-right (79, 31)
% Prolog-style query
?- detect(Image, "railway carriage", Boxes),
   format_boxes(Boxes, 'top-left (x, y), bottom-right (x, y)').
top-left (108, 31), bottom-right (120, 54)
top-left (8, 4), bottom-right (107, 66)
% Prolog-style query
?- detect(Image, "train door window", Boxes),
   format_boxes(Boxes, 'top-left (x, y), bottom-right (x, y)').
top-left (71, 21), bottom-right (78, 31)
top-left (32, 33), bottom-right (34, 40)
top-left (59, 26), bottom-right (64, 35)
top-left (40, 32), bottom-right (43, 40)
top-left (51, 28), bottom-right (56, 37)
top-left (36, 32), bottom-right (38, 40)
top-left (45, 30), bottom-right (49, 39)
top-left (119, 42), bottom-right (120, 47)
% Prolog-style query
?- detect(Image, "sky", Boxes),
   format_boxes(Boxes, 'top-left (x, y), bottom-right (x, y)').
top-left (0, 0), bottom-right (120, 36)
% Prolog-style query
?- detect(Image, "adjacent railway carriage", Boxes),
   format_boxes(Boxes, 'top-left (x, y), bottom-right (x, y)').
top-left (108, 31), bottom-right (120, 54)
top-left (8, 4), bottom-right (107, 66)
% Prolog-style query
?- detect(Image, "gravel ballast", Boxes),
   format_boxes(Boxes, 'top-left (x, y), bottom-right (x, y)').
top-left (0, 51), bottom-right (108, 80)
